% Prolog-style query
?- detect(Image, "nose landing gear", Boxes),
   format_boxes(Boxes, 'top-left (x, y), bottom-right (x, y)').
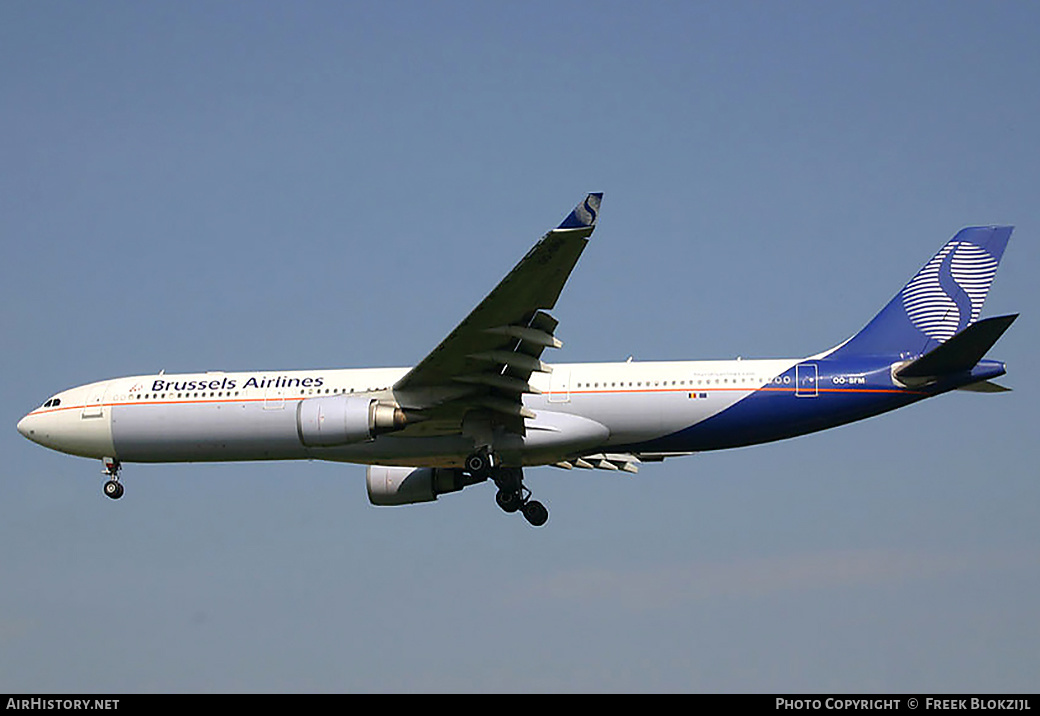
top-left (102, 457), bottom-right (123, 500)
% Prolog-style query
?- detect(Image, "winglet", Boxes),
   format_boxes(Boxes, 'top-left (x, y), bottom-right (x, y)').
top-left (557, 193), bottom-right (603, 230)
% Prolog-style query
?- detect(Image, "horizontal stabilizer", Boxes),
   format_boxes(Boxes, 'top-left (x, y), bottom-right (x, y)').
top-left (896, 314), bottom-right (1018, 379)
top-left (957, 380), bottom-right (1012, 393)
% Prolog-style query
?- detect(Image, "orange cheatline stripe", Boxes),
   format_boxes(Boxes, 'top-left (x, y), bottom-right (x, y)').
top-left (26, 383), bottom-right (926, 417)
top-left (27, 394), bottom-right (310, 415)
top-left (567, 385), bottom-right (923, 395)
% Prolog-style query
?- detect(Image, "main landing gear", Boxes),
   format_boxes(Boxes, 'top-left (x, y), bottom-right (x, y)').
top-left (102, 457), bottom-right (123, 500)
top-left (466, 450), bottom-right (549, 527)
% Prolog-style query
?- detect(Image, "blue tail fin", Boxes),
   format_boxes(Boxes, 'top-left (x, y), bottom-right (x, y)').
top-left (829, 226), bottom-right (1013, 359)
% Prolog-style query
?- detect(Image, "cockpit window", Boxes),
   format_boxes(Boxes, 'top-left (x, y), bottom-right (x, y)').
top-left (43, 398), bottom-right (61, 408)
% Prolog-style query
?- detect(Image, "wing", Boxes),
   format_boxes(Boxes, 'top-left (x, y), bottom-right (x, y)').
top-left (392, 193), bottom-right (602, 437)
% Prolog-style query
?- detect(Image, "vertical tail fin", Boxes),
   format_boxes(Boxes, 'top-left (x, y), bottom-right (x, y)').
top-left (828, 226), bottom-right (1013, 359)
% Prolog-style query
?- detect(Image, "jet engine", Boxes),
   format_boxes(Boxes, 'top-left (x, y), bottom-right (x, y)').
top-left (297, 395), bottom-right (407, 447)
top-left (366, 465), bottom-right (483, 506)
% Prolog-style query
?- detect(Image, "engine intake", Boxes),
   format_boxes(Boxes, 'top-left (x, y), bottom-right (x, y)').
top-left (297, 395), bottom-right (407, 447)
top-left (366, 465), bottom-right (483, 506)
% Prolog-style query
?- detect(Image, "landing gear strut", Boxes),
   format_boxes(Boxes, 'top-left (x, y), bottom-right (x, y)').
top-left (465, 454), bottom-right (549, 527)
top-left (465, 448), bottom-right (495, 480)
top-left (102, 457), bottom-right (123, 500)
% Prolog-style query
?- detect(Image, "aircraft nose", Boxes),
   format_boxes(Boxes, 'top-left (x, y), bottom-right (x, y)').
top-left (17, 412), bottom-right (48, 447)
top-left (17, 414), bottom-right (33, 440)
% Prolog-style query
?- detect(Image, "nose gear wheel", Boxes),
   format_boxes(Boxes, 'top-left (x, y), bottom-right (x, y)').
top-left (101, 457), bottom-right (123, 500)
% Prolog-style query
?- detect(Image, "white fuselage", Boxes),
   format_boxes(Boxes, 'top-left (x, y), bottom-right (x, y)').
top-left (17, 358), bottom-right (801, 467)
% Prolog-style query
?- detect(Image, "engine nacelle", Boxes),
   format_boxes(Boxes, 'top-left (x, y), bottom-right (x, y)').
top-left (297, 395), bottom-right (407, 447)
top-left (366, 465), bottom-right (482, 506)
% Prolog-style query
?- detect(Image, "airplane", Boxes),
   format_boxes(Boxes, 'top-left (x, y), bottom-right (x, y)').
top-left (17, 193), bottom-right (1018, 527)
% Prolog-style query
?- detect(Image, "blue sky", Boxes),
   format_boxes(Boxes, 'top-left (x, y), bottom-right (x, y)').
top-left (2, 2), bottom-right (1037, 692)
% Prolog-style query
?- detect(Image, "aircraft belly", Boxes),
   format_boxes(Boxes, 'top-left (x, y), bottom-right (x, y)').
top-left (533, 389), bottom-right (749, 446)
top-left (313, 413), bottom-right (611, 469)
top-left (506, 410), bottom-right (609, 465)
top-left (111, 402), bottom-right (306, 462)
top-left (307, 435), bottom-right (476, 468)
